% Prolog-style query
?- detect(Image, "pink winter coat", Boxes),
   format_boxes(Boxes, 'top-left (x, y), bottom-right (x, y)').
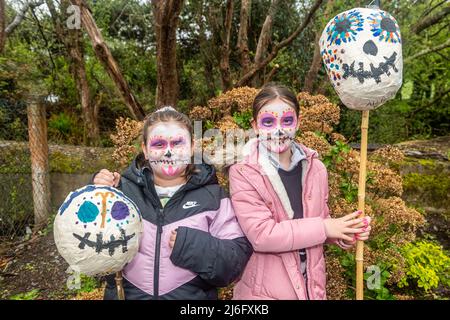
top-left (229, 139), bottom-right (348, 300)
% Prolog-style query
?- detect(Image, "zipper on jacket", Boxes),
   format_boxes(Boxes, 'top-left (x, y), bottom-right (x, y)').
top-left (153, 208), bottom-right (164, 300)
top-left (304, 250), bottom-right (311, 300)
top-left (300, 157), bottom-right (313, 300)
top-left (151, 184), bottom-right (187, 300)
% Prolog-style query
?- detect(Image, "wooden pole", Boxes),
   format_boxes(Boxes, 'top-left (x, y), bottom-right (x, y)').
top-left (115, 271), bottom-right (125, 300)
top-left (356, 110), bottom-right (369, 300)
top-left (27, 97), bottom-right (51, 231)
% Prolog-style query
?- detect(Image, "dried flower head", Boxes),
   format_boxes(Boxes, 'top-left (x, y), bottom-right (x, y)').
top-left (297, 92), bottom-right (340, 134)
top-left (296, 132), bottom-right (332, 158)
top-left (208, 87), bottom-right (259, 117)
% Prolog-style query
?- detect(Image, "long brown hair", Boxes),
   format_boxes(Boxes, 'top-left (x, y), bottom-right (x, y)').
top-left (252, 84), bottom-right (300, 121)
top-left (142, 107), bottom-right (198, 179)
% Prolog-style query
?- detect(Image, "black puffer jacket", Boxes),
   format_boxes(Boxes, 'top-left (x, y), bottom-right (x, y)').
top-left (102, 154), bottom-right (252, 300)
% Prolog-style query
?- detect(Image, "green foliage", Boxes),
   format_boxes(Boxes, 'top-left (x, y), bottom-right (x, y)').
top-left (340, 174), bottom-right (358, 203)
top-left (75, 274), bottom-right (101, 294)
top-left (363, 261), bottom-right (395, 300)
top-left (403, 173), bottom-right (450, 205)
top-left (323, 140), bottom-right (350, 169)
top-left (48, 112), bottom-right (84, 145)
top-left (233, 110), bottom-right (253, 130)
top-left (398, 241), bottom-right (450, 292)
top-left (9, 289), bottom-right (40, 300)
top-left (329, 246), bottom-right (395, 300)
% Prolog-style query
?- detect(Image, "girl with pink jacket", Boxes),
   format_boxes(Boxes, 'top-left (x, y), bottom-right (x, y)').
top-left (229, 84), bottom-right (372, 300)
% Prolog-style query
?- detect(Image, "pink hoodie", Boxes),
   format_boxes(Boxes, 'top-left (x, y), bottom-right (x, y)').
top-left (229, 139), bottom-right (349, 300)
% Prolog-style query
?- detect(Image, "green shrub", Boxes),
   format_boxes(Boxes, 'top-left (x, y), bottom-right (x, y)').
top-left (48, 112), bottom-right (84, 145)
top-left (9, 289), bottom-right (40, 300)
top-left (398, 241), bottom-right (450, 292)
top-left (233, 110), bottom-right (253, 130)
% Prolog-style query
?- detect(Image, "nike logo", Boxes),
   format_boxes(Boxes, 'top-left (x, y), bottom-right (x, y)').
top-left (182, 201), bottom-right (200, 209)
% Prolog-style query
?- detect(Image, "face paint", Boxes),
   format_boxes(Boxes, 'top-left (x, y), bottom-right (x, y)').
top-left (145, 122), bottom-right (192, 178)
top-left (256, 100), bottom-right (298, 154)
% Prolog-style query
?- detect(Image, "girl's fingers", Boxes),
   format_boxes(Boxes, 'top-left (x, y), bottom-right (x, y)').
top-left (94, 178), bottom-right (113, 186)
top-left (342, 210), bottom-right (362, 221)
top-left (113, 172), bottom-right (121, 186)
top-left (356, 234), bottom-right (369, 241)
top-left (357, 232), bottom-right (370, 239)
top-left (98, 174), bottom-right (114, 184)
top-left (344, 227), bottom-right (365, 234)
top-left (344, 218), bottom-right (363, 227)
top-left (342, 234), bottom-right (354, 242)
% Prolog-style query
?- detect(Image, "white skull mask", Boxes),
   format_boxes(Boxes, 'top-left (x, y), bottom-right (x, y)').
top-left (320, 7), bottom-right (403, 110)
top-left (53, 185), bottom-right (143, 276)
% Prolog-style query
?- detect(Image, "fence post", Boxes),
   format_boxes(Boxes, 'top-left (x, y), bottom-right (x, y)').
top-left (27, 95), bottom-right (51, 231)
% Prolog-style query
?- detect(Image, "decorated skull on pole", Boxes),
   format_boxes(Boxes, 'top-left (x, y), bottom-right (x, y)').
top-left (319, 7), bottom-right (403, 110)
top-left (54, 185), bottom-right (143, 276)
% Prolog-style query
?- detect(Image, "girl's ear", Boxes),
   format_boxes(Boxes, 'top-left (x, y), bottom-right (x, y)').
top-left (141, 141), bottom-right (148, 160)
top-left (251, 118), bottom-right (258, 134)
top-left (296, 113), bottom-right (301, 131)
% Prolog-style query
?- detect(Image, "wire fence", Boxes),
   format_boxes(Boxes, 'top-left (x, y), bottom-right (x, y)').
top-left (0, 96), bottom-right (51, 242)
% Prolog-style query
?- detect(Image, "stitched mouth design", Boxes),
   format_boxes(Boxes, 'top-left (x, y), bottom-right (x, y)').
top-left (73, 228), bottom-right (135, 256)
top-left (342, 51), bottom-right (398, 84)
top-left (149, 160), bottom-right (190, 165)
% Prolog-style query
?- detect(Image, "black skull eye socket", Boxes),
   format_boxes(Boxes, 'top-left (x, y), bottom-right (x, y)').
top-left (335, 19), bottom-right (351, 33)
top-left (380, 17), bottom-right (397, 33)
top-left (369, 12), bottom-right (401, 44)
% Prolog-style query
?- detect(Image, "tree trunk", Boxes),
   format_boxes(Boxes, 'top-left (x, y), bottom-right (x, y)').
top-left (152, 0), bottom-right (184, 108)
top-left (303, 0), bottom-right (334, 93)
top-left (253, 0), bottom-right (279, 87)
top-left (303, 32), bottom-right (322, 93)
top-left (70, 0), bottom-right (145, 120)
top-left (237, 0), bottom-right (252, 76)
top-left (0, 0), bottom-right (5, 53)
top-left (69, 29), bottom-right (99, 145)
top-left (197, 3), bottom-right (217, 98)
top-left (234, 0), bottom-right (323, 88)
top-left (219, 0), bottom-right (233, 91)
top-left (47, 0), bottom-right (99, 146)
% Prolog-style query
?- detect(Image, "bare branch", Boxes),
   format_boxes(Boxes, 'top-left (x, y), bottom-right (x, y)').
top-left (421, 0), bottom-right (447, 19)
top-left (235, 0), bottom-right (323, 88)
top-left (411, 4), bottom-right (450, 34)
top-left (71, 0), bottom-right (146, 120)
top-left (405, 38), bottom-right (450, 62)
top-left (5, 0), bottom-right (45, 35)
top-left (254, 0), bottom-right (279, 65)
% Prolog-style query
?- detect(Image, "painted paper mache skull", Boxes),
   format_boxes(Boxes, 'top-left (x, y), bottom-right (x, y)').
top-left (54, 185), bottom-right (143, 276)
top-left (320, 7), bottom-right (403, 110)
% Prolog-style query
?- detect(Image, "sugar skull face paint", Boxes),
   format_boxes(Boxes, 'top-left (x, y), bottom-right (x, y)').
top-left (144, 122), bottom-right (192, 178)
top-left (255, 99), bottom-right (298, 154)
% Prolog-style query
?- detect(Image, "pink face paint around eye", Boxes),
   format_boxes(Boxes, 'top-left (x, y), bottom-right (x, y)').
top-left (280, 111), bottom-right (297, 128)
top-left (149, 137), bottom-right (168, 149)
top-left (169, 136), bottom-right (187, 148)
top-left (257, 112), bottom-right (277, 130)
